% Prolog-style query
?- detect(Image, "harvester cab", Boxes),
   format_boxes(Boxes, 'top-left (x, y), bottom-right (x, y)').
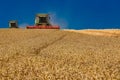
top-left (26, 14), bottom-right (60, 29)
top-left (9, 20), bottom-right (18, 28)
top-left (35, 14), bottom-right (51, 26)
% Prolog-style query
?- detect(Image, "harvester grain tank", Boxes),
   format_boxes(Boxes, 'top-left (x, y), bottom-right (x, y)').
top-left (26, 14), bottom-right (60, 29)
top-left (9, 20), bottom-right (18, 28)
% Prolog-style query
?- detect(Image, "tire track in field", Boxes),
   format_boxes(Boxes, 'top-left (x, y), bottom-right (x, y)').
top-left (34, 34), bottom-right (67, 55)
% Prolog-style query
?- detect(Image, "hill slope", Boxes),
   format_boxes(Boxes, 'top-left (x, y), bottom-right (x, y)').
top-left (0, 29), bottom-right (120, 79)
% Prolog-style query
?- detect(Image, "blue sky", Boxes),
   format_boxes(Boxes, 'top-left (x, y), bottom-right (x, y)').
top-left (0, 0), bottom-right (120, 29)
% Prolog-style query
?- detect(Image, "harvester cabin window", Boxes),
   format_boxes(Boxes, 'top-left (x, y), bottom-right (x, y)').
top-left (11, 23), bottom-right (17, 27)
top-left (39, 17), bottom-right (47, 23)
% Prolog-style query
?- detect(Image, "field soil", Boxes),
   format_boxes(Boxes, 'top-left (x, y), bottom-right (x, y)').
top-left (0, 29), bottom-right (120, 80)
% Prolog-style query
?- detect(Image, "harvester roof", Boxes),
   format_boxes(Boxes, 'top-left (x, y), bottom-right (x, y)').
top-left (36, 14), bottom-right (49, 17)
top-left (9, 20), bottom-right (17, 23)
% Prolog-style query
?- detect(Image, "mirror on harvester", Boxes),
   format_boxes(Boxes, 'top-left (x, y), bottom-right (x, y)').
top-left (9, 20), bottom-right (18, 28)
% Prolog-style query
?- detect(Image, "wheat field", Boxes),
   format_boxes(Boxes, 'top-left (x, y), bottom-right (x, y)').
top-left (0, 29), bottom-right (120, 80)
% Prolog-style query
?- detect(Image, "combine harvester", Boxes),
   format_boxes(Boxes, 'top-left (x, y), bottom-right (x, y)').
top-left (26, 14), bottom-right (60, 29)
top-left (9, 20), bottom-right (19, 28)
